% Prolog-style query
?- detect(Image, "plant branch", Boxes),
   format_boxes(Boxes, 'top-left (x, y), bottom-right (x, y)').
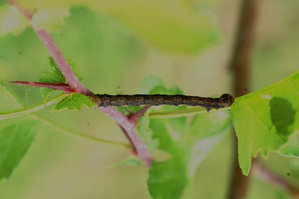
top-left (6, 0), bottom-right (90, 95)
top-left (6, 0), bottom-right (32, 19)
top-left (228, 0), bottom-right (258, 198)
top-left (99, 107), bottom-right (153, 167)
top-left (129, 105), bottom-right (151, 125)
top-left (10, 81), bottom-right (73, 93)
top-left (36, 30), bottom-right (92, 94)
top-left (6, 0), bottom-right (153, 167)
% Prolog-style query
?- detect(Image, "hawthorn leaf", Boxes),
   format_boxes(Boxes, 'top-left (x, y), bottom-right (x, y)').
top-left (0, 3), bottom-right (70, 35)
top-left (279, 131), bottom-right (299, 157)
top-left (39, 57), bottom-right (66, 100)
top-left (54, 93), bottom-right (96, 111)
top-left (142, 80), bottom-right (231, 199)
top-left (231, 70), bottom-right (299, 175)
top-left (67, 58), bottom-right (84, 81)
top-left (31, 7), bottom-right (70, 32)
top-left (0, 5), bottom-right (28, 36)
top-left (15, 0), bottom-right (220, 54)
top-left (110, 156), bottom-right (142, 168)
top-left (138, 75), bottom-right (165, 94)
top-left (147, 109), bottom-right (230, 199)
top-left (0, 79), bottom-right (24, 111)
top-left (116, 105), bottom-right (144, 115)
top-left (148, 156), bottom-right (188, 199)
top-left (0, 120), bottom-right (39, 179)
top-left (92, 0), bottom-right (220, 54)
top-left (190, 109), bottom-right (229, 139)
top-left (47, 57), bottom-right (66, 82)
top-left (39, 57), bottom-right (83, 101)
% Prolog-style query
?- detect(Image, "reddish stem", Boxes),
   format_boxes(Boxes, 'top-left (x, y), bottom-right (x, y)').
top-left (100, 107), bottom-right (153, 167)
top-left (10, 81), bottom-right (74, 93)
top-left (129, 105), bottom-right (151, 125)
top-left (6, 0), bottom-right (153, 167)
top-left (34, 29), bottom-right (91, 95)
top-left (6, 0), bottom-right (90, 95)
top-left (6, 0), bottom-right (32, 20)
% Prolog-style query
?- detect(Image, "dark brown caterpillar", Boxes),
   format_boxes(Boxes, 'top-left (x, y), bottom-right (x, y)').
top-left (95, 93), bottom-right (234, 110)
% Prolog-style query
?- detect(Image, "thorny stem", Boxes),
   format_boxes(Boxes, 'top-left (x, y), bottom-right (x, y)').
top-left (6, 0), bottom-right (153, 167)
top-left (130, 105), bottom-right (151, 123)
top-left (10, 81), bottom-right (73, 93)
top-left (228, 0), bottom-right (258, 198)
top-left (36, 30), bottom-right (92, 95)
top-left (99, 107), bottom-right (153, 167)
top-left (6, 0), bottom-right (90, 95)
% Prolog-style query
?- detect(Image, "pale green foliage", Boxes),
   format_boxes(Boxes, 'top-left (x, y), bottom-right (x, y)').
top-left (137, 76), bottom-right (231, 199)
top-left (39, 57), bottom-right (83, 101)
top-left (280, 132), bottom-right (299, 157)
top-left (0, 80), bottom-right (24, 111)
top-left (3, 0), bottom-right (221, 54)
top-left (39, 57), bottom-right (66, 101)
top-left (111, 156), bottom-right (142, 168)
top-left (31, 7), bottom-right (70, 32)
top-left (0, 120), bottom-right (39, 179)
top-left (0, 5), bottom-right (28, 36)
top-left (54, 93), bottom-right (96, 111)
top-left (0, 80), bottom-right (40, 180)
top-left (231, 70), bottom-right (299, 175)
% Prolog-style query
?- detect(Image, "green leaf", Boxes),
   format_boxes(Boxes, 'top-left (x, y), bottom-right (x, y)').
top-left (0, 4), bottom-right (70, 35)
top-left (147, 110), bottom-right (230, 199)
top-left (0, 5), bottom-right (28, 36)
top-left (39, 57), bottom-right (66, 100)
top-left (0, 79), bottom-right (24, 111)
top-left (0, 79), bottom-right (42, 180)
top-left (148, 156), bottom-right (188, 199)
top-left (96, 0), bottom-right (220, 54)
top-left (67, 58), bottom-right (84, 81)
top-left (190, 110), bottom-right (229, 139)
top-left (138, 75), bottom-right (165, 94)
top-left (116, 105), bottom-right (144, 115)
top-left (15, 0), bottom-right (221, 54)
top-left (0, 120), bottom-right (39, 179)
top-left (48, 57), bottom-right (66, 83)
top-left (54, 93), bottom-right (96, 111)
top-left (231, 70), bottom-right (299, 175)
top-left (31, 7), bottom-right (70, 32)
top-left (110, 156), bottom-right (142, 168)
top-left (139, 80), bottom-right (231, 199)
top-left (279, 132), bottom-right (299, 157)
top-left (39, 57), bottom-right (84, 101)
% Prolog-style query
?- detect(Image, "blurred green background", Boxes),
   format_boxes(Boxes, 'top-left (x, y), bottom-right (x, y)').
top-left (0, 0), bottom-right (298, 198)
